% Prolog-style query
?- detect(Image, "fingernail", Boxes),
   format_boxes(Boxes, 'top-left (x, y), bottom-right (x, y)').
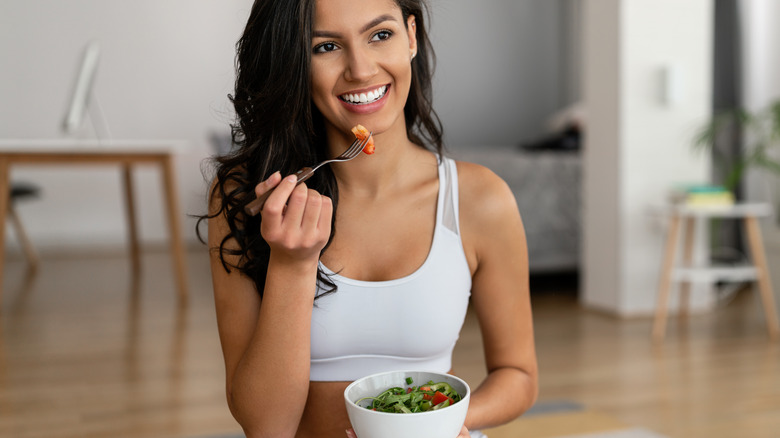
top-left (285, 175), bottom-right (298, 183)
top-left (265, 171), bottom-right (280, 184)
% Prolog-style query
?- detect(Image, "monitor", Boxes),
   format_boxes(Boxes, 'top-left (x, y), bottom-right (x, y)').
top-left (62, 40), bottom-right (101, 134)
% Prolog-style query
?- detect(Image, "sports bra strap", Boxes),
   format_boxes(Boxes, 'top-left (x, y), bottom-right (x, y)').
top-left (441, 157), bottom-right (459, 235)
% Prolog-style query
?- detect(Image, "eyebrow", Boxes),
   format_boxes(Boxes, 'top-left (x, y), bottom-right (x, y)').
top-left (312, 14), bottom-right (398, 39)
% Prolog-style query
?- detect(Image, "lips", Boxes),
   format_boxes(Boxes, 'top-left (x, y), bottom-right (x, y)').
top-left (338, 85), bottom-right (388, 105)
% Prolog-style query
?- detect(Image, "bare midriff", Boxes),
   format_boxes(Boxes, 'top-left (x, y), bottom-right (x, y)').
top-left (296, 381), bottom-right (352, 438)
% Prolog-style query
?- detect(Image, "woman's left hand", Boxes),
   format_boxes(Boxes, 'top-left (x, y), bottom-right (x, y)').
top-left (346, 425), bottom-right (470, 437)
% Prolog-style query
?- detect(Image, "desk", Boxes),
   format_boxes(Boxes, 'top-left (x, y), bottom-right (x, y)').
top-left (0, 139), bottom-right (189, 305)
top-left (653, 203), bottom-right (780, 341)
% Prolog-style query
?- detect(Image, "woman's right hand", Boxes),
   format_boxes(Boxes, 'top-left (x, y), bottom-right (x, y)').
top-left (255, 172), bottom-right (333, 263)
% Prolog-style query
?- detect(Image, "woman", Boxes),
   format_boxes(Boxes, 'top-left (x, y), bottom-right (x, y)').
top-left (203, 0), bottom-right (538, 437)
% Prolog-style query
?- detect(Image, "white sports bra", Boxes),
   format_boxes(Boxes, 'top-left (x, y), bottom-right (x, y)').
top-left (310, 156), bottom-right (472, 381)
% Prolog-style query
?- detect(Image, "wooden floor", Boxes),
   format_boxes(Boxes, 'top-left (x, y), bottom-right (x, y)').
top-left (1, 247), bottom-right (778, 438)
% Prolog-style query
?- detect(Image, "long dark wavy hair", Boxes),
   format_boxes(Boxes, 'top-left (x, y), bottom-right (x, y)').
top-left (198, 0), bottom-right (443, 299)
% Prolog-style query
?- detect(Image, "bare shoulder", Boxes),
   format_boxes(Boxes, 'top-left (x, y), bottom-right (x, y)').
top-left (455, 160), bottom-right (520, 221)
top-left (454, 159), bottom-right (525, 270)
top-left (452, 160), bottom-right (527, 261)
top-left (207, 172), bottom-right (245, 257)
top-left (207, 165), bottom-right (247, 214)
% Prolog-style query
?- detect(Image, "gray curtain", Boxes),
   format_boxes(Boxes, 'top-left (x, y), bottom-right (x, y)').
top-left (711, 0), bottom-right (744, 261)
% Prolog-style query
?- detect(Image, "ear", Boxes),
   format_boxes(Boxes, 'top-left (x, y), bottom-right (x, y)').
top-left (406, 15), bottom-right (418, 60)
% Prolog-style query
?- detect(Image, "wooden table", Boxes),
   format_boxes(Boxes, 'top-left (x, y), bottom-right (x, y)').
top-left (653, 202), bottom-right (780, 341)
top-left (0, 139), bottom-right (189, 305)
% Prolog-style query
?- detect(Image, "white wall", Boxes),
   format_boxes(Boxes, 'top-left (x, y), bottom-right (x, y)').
top-left (431, 0), bottom-right (566, 146)
top-left (582, 0), bottom-right (714, 315)
top-left (581, 0), bottom-right (622, 311)
top-left (2, 0), bottom-right (564, 253)
top-left (740, 0), bottom-right (780, 316)
top-left (740, 0), bottom-right (780, 252)
top-left (1, 1), bottom-right (250, 252)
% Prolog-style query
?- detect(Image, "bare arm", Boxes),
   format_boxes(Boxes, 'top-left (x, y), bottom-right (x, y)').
top-left (457, 162), bottom-right (539, 430)
top-left (208, 173), bottom-right (333, 438)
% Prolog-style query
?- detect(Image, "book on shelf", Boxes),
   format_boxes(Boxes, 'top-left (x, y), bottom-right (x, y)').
top-left (668, 184), bottom-right (734, 208)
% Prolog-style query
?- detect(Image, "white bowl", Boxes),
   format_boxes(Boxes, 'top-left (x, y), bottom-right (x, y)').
top-left (344, 370), bottom-right (470, 438)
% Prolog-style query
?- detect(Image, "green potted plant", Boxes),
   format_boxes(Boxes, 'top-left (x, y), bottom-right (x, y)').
top-left (690, 100), bottom-right (780, 265)
top-left (693, 99), bottom-right (780, 198)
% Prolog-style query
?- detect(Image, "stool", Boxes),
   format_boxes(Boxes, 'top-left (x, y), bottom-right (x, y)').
top-left (7, 182), bottom-right (41, 268)
top-left (653, 202), bottom-right (780, 341)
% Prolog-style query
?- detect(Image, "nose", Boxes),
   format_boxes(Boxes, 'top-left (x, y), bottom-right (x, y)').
top-left (343, 47), bottom-right (378, 83)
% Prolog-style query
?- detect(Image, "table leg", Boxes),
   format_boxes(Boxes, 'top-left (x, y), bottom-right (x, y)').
top-left (678, 216), bottom-right (696, 318)
top-left (122, 164), bottom-right (141, 276)
top-left (0, 158), bottom-right (9, 308)
top-left (654, 214), bottom-right (682, 341)
top-left (160, 155), bottom-right (188, 304)
top-left (7, 205), bottom-right (39, 269)
top-left (743, 216), bottom-right (780, 340)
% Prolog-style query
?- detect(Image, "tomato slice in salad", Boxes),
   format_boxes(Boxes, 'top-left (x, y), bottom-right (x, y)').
top-left (431, 391), bottom-right (454, 406)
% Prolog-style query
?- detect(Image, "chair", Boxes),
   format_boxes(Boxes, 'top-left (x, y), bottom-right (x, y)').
top-left (7, 182), bottom-right (40, 268)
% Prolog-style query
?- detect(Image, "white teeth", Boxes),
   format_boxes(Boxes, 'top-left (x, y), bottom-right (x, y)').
top-left (341, 85), bottom-right (387, 104)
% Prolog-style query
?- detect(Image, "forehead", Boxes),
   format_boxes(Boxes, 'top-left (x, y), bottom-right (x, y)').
top-left (313, 0), bottom-right (403, 30)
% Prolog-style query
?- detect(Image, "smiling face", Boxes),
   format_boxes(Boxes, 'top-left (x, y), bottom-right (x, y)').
top-left (310, 0), bottom-right (417, 142)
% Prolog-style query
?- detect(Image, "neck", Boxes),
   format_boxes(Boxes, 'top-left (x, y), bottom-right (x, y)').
top-left (327, 128), bottom-right (436, 199)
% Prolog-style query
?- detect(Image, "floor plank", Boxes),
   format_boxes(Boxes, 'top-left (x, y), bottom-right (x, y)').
top-left (1, 249), bottom-right (778, 438)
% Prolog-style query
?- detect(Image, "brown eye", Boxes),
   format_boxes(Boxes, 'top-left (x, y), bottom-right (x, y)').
top-left (370, 30), bottom-right (392, 42)
top-left (314, 42), bottom-right (338, 54)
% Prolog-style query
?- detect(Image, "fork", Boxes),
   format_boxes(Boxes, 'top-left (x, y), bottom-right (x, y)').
top-left (244, 132), bottom-right (372, 216)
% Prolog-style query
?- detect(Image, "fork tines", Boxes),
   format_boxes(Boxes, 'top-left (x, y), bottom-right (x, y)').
top-left (346, 133), bottom-right (371, 158)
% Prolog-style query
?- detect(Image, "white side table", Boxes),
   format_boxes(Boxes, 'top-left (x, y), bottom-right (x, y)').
top-left (653, 202), bottom-right (780, 341)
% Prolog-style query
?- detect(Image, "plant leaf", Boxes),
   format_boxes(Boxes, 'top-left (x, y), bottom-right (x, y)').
top-left (754, 154), bottom-right (780, 176)
top-left (724, 158), bottom-right (747, 192)
top-left (770, 100), bottom-right (780, 142)
top-left (693, 109), bottom-right (740, 151)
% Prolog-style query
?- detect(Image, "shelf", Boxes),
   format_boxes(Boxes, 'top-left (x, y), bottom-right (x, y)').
top-left (672, 264), bottom-right (759, 283)
top-left (667, 202), bottom-right (773, 218)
